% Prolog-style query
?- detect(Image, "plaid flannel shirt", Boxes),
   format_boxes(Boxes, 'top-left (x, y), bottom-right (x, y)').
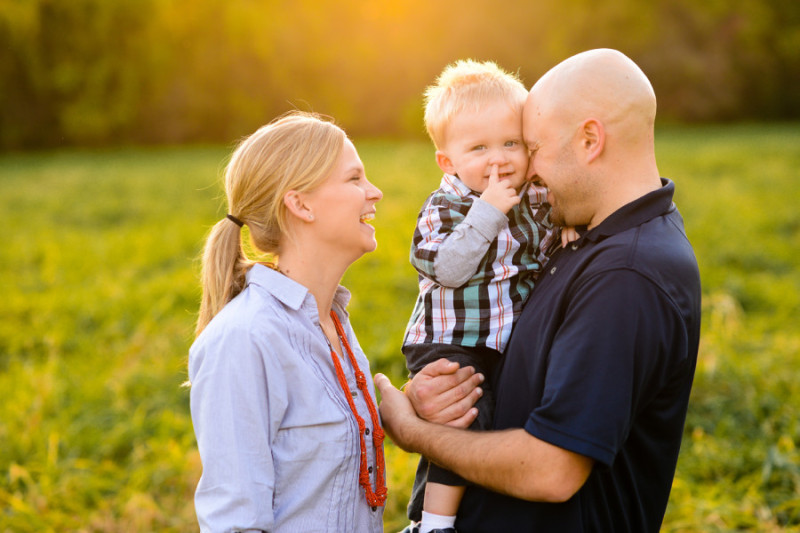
top-left (403, 174), bottom-right (557, 353)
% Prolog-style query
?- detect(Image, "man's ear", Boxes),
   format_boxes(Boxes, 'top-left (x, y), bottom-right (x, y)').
top-left (581, 119), bottom-right (605, 163)
top-left (283, 190), bottom-right (314, 222)
top-left (435, 150), bottom-right (457, 175)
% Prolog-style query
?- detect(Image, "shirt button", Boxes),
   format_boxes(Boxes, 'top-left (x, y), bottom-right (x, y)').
top-left (365, 428), bottom-right (370, 435)
top-left (371, 506), bottom-right (377, 512)
top-left (571, 243), bottom-right (579, 251)
top-left (550, 266), bottom-right (557, 275)
top-left (368, 466), bottom-right (373, 473)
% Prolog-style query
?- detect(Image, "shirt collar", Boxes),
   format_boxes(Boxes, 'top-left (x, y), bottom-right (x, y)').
top-left (582, 178), bottom-right (676, 243)
top-left (245, 263), bottom-right (352, 314)
top-left (440, 173), bottom-right (476, 197)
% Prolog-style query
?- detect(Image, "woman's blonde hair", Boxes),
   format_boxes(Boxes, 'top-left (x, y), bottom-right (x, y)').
top-left (195, 111), bottom-right (346, 336)
top-left (424, 59), bottom-right (528, 150)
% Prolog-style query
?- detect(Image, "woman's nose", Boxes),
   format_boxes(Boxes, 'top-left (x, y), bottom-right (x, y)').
top-left (367, 179), bottom-right (382, 201)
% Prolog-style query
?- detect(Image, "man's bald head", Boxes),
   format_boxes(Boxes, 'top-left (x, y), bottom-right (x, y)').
top-left (523, 49), bottom-right (662, 229)
top-left (528, 49), bottom-right (656, 145)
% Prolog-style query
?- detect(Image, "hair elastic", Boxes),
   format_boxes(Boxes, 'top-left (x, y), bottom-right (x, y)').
top-left (226, 214), bottom-right (244, 227)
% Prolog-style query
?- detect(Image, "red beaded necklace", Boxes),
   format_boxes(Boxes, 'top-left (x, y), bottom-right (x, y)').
top-left (327, 310), bottom-right (387, 508)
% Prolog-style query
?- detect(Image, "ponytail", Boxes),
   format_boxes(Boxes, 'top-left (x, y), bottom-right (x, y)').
top-left (195, 218), bottom-right (250, 336)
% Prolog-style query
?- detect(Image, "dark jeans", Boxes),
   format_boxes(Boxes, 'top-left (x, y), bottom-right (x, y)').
top-left (402, 343), bottom-right (501, 522)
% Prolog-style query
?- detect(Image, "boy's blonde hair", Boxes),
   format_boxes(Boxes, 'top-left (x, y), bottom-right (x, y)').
top-left (196, 111), bottom-right (345, 336)
top-left (424, 59), bottom-right (528, 149)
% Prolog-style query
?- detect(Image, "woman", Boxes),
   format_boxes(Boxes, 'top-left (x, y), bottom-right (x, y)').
top-left (189, 112), bottom-right (386, 532)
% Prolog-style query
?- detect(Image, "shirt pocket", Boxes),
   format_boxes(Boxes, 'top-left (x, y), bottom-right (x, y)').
top-left (272, 395), bottom-right (353, 463)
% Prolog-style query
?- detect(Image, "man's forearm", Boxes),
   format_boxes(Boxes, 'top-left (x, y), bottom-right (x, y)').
top-left (389, 404), bottom-right (594, 503)
top-left (397, 416), bottom-right (525, 496)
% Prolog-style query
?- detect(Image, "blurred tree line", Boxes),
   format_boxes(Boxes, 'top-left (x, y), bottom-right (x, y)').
top-left (1, 0), bottom-right (798, 149)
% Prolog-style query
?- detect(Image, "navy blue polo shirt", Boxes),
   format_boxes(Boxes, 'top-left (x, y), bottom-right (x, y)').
top-left (456, 179), bottom-right (701, 533)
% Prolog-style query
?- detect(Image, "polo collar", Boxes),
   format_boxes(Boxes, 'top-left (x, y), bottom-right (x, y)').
top-left (582, 178), bottom-right (676, 243)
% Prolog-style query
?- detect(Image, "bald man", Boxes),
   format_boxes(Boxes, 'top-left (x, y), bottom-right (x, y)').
top-left (377, 49), bottom-right (701, 532)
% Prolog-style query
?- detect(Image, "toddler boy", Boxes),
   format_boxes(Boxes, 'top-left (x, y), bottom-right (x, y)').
top-left (401, 59), bottom-right (575, 533)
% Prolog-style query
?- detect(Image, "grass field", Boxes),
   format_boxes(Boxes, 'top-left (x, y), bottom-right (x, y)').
top-left (1, 123), bottom-right (799, 532)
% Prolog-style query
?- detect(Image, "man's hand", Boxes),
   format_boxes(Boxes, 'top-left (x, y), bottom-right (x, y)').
top-left (374, 373), bottom-right (421, 451)
top-left (375, 359), bottom-right (483, 451)
top-left (405, 359), bottom-right (483, 427)
top-left (480, 164), bottom-right (520, 214)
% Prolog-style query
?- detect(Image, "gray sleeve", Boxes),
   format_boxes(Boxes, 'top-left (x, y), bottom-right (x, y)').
top-left (433, 199), bottom-right (507, 288)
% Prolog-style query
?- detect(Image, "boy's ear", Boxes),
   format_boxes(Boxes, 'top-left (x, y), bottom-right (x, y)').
top-left (435, 150), bottom-right (457, 175)
top-left (581, 118), bottom-right (605, 163)
top-left (283, 190), bottom-right (313, 221)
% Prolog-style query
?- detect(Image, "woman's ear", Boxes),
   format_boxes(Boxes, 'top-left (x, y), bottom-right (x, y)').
top-left (581, 119), bottom-right (605, 163)
top-left (435, 150), bottom-right (457, 175)
top-left (283, 190), bottom-right (314, 222)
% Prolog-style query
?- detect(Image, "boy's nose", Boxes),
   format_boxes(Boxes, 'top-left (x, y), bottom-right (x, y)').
top-left (488, 149), bottom-right (507, 165)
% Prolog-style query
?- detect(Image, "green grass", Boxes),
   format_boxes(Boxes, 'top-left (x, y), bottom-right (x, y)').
top-left (1, 123), bottom-right (799, 532)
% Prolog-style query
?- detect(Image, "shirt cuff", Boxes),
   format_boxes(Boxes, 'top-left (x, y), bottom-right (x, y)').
top-left (524, 414), bottom-right (616, 467)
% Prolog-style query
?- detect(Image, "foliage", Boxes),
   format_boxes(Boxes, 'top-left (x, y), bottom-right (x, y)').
top-left (1, 0), bottom-right (800, 148)
top-left (0, 125), bottom-right (799, 531)
top-left (655, 124), bottom-right (800, 531)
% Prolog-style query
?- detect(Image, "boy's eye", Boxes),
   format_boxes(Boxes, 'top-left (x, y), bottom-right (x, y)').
top-left (472, 145), bottom-right (486, 151)
top-left (505, 140), bottom-right (519, 148)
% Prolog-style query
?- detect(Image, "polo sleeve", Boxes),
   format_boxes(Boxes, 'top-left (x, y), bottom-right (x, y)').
top-left (524, 269), bottom-right (686, 466)
top-left (189, 323), bottom-right (287, 532)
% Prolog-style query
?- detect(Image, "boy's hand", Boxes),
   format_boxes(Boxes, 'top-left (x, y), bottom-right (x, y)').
top-left (561, 226), bottom-right (580, 247)
top-left (480, 164), bottom-right (520, 214)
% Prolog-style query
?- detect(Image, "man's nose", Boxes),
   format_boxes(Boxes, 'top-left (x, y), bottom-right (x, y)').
top-left (526, 158), bottom-right (537, 181)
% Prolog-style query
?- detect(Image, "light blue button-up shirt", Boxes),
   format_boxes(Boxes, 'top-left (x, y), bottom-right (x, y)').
top-left (189, 264), bottom-right (385, 532)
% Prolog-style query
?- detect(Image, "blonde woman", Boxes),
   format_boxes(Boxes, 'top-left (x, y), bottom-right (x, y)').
top-left (189, 112), bottom-right (386, 532)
